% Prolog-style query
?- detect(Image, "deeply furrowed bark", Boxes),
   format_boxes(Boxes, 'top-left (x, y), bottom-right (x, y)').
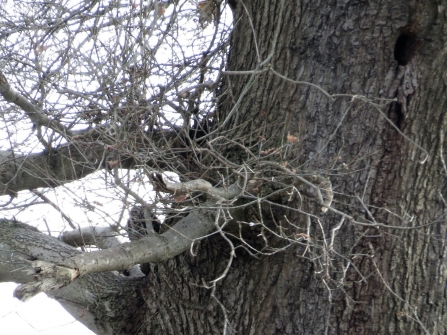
top-left (1, 1), bottom-right (447, 334)
top-left (137, 1), bottom-right (447, 334)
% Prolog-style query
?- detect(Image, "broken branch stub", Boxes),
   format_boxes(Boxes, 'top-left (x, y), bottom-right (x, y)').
top-left (13, 261), bottom-right (79, 302)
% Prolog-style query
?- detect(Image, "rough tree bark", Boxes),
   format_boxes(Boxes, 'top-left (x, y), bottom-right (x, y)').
top-left (214, 1), bottom-right (446, 334)
top-left (1, 0), bottom-right (447, 334)
top-left (133, 0), bottom-right (447, 334)
top-left (218, 1), bottom-right (446, 334)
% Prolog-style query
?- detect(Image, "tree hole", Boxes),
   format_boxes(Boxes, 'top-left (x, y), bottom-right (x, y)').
top-left (393, 33), bottom-right (421, 66)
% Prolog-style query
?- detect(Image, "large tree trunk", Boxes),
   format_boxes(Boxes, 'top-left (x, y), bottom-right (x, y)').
top-left (2, 1), bottom-right (447, 334)
top-left (133, 1), bottom-right (447, 334)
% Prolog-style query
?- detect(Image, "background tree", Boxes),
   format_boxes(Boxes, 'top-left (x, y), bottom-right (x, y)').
top-left (1, 0), bottom-right (446, 334)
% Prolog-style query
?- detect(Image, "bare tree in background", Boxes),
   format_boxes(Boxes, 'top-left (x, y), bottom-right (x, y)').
top-left (1, 0), bottom-right (447, 334)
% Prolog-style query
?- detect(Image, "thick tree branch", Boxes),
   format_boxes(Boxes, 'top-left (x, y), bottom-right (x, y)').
top-left (0, 124), bottom-right (186, 196)
top-left (5, 206), bottom-right (217, 300)
top-left (0, 219), bottom-right (144, 334)
top-left (0, 143), bottom-right (101, 196)
top-left (60, 226), bottom-right (145, 277)
top-left (67, 209), bottom-right (216, 276)
top-left (13, 261), bottom-right (80, 302)
top-left (0, 220), bottom-right (82, 300)
top-left (59, 226), bottom-right (124, 250)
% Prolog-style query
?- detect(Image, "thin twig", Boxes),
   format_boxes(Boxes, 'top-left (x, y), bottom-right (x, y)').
top-left (31, 190), bottom-right (76, 230)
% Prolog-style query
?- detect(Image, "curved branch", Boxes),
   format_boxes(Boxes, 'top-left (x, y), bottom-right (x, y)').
top-left (67, 208), bottom-right (216, 276)
top-left (60, 226), bottom-right (145, 277)
top-left (151, 172), bottom-right (244, 200)
top-left (5, 207), bottom-right (217, 300)
top-left (258, 161), bottom-right (334, 212)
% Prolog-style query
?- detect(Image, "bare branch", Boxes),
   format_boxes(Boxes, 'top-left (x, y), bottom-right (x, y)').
top-left (152, 173), bottom-right (244, 201)
top-left (0, 71), bottom-right (72, 138)
top-left (32, 190), bottom-right (77, 229)
top-left (59, 226), bottom-right (123, 250)
top-left (0, 144), bottom-right (100, 195)
top-left (63, 209), bottom-right (216, 276)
